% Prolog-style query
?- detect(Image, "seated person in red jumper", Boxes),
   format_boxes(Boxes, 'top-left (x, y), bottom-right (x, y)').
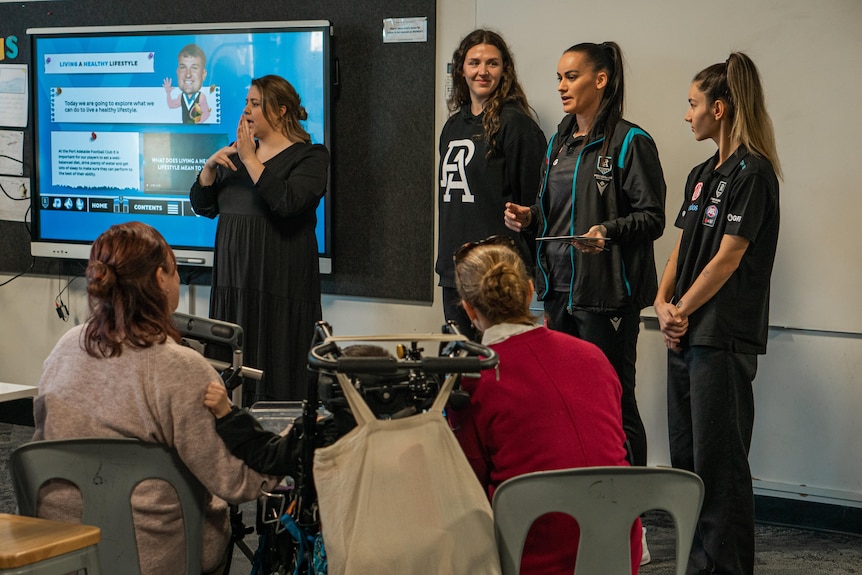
top-left (448, 236), bottom-right (641, 575)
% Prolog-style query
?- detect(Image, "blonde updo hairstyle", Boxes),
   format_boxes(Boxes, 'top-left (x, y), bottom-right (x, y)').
top-left (454, 243), bottom-right (534, 327)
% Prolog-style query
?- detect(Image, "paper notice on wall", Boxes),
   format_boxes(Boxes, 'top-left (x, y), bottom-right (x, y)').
top-left (382, 17), bottom-right (428, 43)
top-left (0, 176), bottom-right (30, 222)
top-left (0, 130), bottom-right (24, 176)
top-left (0, 64), bottom-right (28, 128)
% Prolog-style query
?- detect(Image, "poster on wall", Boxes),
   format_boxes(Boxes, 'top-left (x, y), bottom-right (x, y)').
top-left (0, 65), bottom-right (28, 128)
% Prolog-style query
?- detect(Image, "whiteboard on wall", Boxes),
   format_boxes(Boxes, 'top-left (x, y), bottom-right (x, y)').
top-left (476, 0), bottom-right (862, 334)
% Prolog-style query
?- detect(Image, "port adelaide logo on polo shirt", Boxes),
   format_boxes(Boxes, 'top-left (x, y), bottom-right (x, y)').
top-left (594, 156), bottom-right (613, 194)
top-left (711, 180), bottom-right (727, 204)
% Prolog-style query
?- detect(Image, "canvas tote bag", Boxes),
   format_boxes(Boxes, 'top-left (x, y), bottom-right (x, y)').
top-left (313, 371), bottom-right (501, 575)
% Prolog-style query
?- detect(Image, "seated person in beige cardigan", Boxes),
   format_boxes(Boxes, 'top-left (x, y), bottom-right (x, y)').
top-left (34, 222), bottom-right (278, 575)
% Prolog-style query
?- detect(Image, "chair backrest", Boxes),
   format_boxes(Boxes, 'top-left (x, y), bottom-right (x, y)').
top-left (492, 466), bottom-right (704, 575)
top-left (10, 438), bottom-right (208, 575)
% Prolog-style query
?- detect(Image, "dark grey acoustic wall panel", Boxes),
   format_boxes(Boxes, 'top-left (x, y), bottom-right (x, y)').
top-left (0, 0), bottom-right (435, 302)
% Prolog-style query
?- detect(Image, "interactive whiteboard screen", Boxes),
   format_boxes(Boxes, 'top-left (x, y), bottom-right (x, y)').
top-left (29, 21), bottom-right (332, 269)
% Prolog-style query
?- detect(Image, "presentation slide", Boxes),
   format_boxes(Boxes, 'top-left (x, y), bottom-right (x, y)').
top-left (31, 24), bottom-right (329, 256)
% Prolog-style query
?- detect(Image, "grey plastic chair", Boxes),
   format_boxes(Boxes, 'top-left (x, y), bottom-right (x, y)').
top-left (10, 438), bottom-right (208, 575)
top-left (492, 466), bottom-right (704, 575)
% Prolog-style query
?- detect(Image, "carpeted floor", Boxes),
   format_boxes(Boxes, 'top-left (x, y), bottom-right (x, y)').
top-left (2, 422), bottom-right (860, 574)
top-left (0, 422), bottom-right (31, 516)
top-left (640, 509), bottom-right (862, 574)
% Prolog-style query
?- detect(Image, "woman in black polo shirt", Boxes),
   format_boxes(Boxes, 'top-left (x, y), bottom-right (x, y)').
top-left (655, 52), bottom-right (781, 575)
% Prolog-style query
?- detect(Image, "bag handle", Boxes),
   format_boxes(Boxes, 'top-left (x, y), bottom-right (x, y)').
top-left (336, 370), bottom-right (459, 427)
top-left (335, 372), bottom-right (376, 425)
top-left (430, 373), bottom-right (458, 414)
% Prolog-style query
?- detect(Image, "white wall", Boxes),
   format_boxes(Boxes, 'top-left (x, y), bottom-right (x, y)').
top-left (1, 0), bottom-right (860, 508)
top-left (474, 0), bottom-right (862, 334)
top-left (456, 0), bottom-right (862, 504)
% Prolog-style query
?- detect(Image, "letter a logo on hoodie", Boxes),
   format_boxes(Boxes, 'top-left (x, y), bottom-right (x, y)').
top-left (440, 139), bottom-right (476, 203)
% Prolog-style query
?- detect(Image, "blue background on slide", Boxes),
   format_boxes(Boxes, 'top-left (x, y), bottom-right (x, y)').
top-left (33, 26), bottom-right (329, 253)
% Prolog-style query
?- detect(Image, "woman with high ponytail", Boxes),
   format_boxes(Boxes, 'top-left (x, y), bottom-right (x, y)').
top-left (655, 52), bottom-right (781, 575)
top-left (450, 236), bottom-right (642, 575)
top-left (504, 41), bottom-right (666, 482)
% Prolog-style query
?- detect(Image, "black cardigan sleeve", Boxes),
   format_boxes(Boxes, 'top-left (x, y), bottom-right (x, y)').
top-left (214, 407), bottom-right (301, 477)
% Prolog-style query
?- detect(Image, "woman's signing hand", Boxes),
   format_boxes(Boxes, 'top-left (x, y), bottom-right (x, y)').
top-left (204, 144), bottom-right (238, 173)
top-left (235, 116), bottom-right (256, 164)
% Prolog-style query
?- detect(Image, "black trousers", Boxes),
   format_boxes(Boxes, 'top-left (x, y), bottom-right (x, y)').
top-left (543, 291), bottom-right (647, 467)
top-left (667, 346), bottom-right (757, 575)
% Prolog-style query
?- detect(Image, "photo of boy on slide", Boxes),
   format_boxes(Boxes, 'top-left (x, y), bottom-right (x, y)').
top-left (162, 43), bottom-right (211, 124)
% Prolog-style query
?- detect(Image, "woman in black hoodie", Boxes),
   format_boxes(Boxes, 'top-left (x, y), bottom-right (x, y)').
top-left (437, 29), bottom-right (547, 341)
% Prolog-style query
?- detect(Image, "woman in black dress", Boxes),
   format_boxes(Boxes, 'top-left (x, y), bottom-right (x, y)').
top-left (191, 75), bottom-right (329, 401)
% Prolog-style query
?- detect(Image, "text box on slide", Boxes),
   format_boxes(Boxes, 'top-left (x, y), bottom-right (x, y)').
top-left (51, 86), bottom-right (219, 125)
top-left (51, 131), bottom-right (139, 190)
top-left (43, 52), bottom-right (155, 75)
